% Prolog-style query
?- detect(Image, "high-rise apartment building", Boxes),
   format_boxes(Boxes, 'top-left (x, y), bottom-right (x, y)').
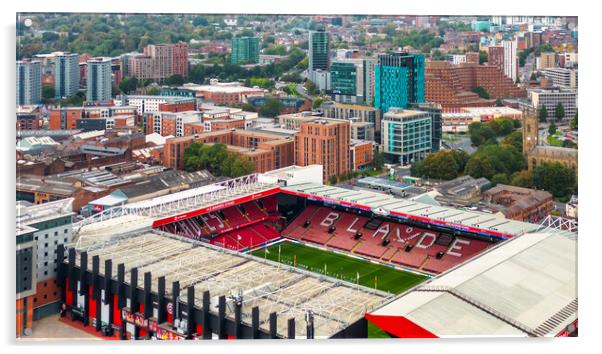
top-left (374, 52), bottom-right (425, 114)
top-left (488, 46), bottom-right (504, 72)
top-left (127, 42), bottom-right (189, 80)
top-left (381, 108), bottom-right (432, 165)
top-left (54, 53), bottom-right (80, 99)
top-left (295, 118), bottom-right (350, 182)
top-left (538, 52), bottom-right (556, 70)
top-left (231, 37), bottom-right (260, 64)
top-left (16, 60), bottom-right (42, 106)
top-left (309, 29), bottom-right (330, 71)
top-left (503, 40), bottom-right (518, 82)
top-left (330, 58), bottom-right (377, 105)
top-left (86, 57), bottom-right (112, 103)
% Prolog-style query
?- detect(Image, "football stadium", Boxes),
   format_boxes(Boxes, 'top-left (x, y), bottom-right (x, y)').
top-left (59, 165), bottom-right (577, 339)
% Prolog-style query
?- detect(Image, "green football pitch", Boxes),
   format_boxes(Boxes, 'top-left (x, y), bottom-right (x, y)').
top-left (250, 241), bottom-right (429, 295)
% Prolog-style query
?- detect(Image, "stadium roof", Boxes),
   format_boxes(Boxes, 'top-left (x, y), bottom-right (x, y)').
top-left (74, 231), bottom-right (392, 338)
top-left (73, 173), bottom-right (280, 247)
top-left (367, 231), bottom-right (577, 338)
top-left (281, 183), bottom-right (540, 239)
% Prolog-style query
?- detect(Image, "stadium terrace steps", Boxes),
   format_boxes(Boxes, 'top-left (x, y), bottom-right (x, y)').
top-left (243, 201), bottom-right (268, 220)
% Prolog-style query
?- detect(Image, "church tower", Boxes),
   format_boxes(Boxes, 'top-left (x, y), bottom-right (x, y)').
top-left (522, 114), bottom-right (538, 154)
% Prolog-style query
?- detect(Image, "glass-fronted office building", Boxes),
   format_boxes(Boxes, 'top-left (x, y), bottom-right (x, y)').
top-left (374, 52), bottom-right (425, 113)
top-left (381, 108), bottom-right (432, 165)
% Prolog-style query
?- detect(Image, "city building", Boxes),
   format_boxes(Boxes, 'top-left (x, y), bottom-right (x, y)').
top-left (277, 111), bottom-right (323, 130)
top-left (16, 224), bottom-right (37, 337)
top-left (425, 61), bottom-right (525, 112)
top-left (180, 81), bottom-right (264, 105)
top-left (115, 94), bottom-right (197, 115)
top-left (127, 42), bottom-right (189, 80)
top-left (350, 121), bottom-right (375, 141)
top-left (53, 53), bottom-right (80, 99)
top-left (543, 67), bottom-right (578, 89)
top-left (16, 199), bottom-right (74, 333)
top-left (295, 118), bottom-right (350, 182)
top-left (482, 184), bottom-right (553, 223)
top-left (16, 60), bottom-right (42, 106)
top-left (487, 45), bottom-right (504, 72)
top-left (374, 52), bottom-right (425, 113)
top-left (48, 105), bottom-right (139, 130)
top-left (86, 57), bottom-right (112, 103)
top-left (309, 28), bottom-right (330, 72)
top-left (522, 114), bottom-right (578, 175)
top-left (329, 58), bottom-right (377, 104)
top-left (381, 108), bottom-right (432, 165)
top-left (409, 102), bottom-right (442, 152)
top-left (566, 194), bottom-right (578, 219)
top-left (350, 139), bottom-right (374, 171)
top-left (502, 40), bottom-right (518, 82)
top-left (538, 52), bottom-right (556, 70)
top-left (164, 129), bottom-right (295, 173)
top-left (231, 37), bottom-right (260, 64)
top-left (442, 106), bottom-right (523, 133)
top-left (321, 102), bottom-right (381, 132)
top-left (528, 87), bottom-right (577, 121)
top-left (16, 106), bottom-right (41, 130)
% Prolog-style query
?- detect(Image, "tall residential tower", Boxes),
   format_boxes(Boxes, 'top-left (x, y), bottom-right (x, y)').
top-left (86, 57), bottom-right (112, 103)
top-left (54, 53), bottom-right (80, 99)
top-left (16, 60), bottom-right (42, 106)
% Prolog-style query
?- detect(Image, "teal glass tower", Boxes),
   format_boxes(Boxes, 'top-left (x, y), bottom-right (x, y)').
top-left (374, 52), bottom-right (425, 114)
top-left (231, 37), bottom-right (260, 65)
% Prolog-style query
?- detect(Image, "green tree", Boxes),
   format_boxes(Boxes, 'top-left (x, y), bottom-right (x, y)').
top-left (259, 98), bottom-right (284, 117)
top-left (554, 102), bottom-right (565, 121)
top-left (548, 121), bottom-right (557, 136)
top-left (373, 151), bottom-right (385, 169)
top-left (510, 170), bottom-right (533, 188)
top-left (469, 122), bottom-right (496, 147)
top-left (471, 86), bottom-right (490, 99)
top-left (532, 162), bottom-right (576, 199)
top-left (119, 77), bottom-right (138, 94)
top-left (328, 175), bottom-right (338, 185)
top-left (491, 173), bottom-right (510, 185)
top-left (42, 85), bottom-right (55, 103)
top-left (479, 50), bottom-right (488, 64)
top-left (538, 106), bottom-right (548, 123)
top-left (495, 98), bottom-right (504, 107)
top-left (569, 109), bottom-right (578, 130)
top-left (464, 155), bottom-right (495, 179)
top-left (464, 144), bottom-right (525, 179)
top-left (312, 98), bottom-right (324, 110)
top-left (164, 74), bottom-right (184, 86)
top-left (304, 80), bottom-right (318, 96)
top-left (146, 86), bottom-right (160, 95)
top-left (411, 150), bottom-right (465, 180)
top-left (501, 131), bottom-right (523, 152)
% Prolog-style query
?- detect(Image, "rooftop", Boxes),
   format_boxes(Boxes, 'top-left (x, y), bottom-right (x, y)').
top-left (73, 231), bottom-right (392, 338)
top-left (369, 231), bottom-right (577, 337)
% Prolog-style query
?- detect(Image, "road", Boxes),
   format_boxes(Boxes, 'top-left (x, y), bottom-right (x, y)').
top-left (442, 135), bottom-right (476, 154)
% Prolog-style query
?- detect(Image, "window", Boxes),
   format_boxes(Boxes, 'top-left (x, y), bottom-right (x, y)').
top-left (54, 231), bottom-right (58, 236)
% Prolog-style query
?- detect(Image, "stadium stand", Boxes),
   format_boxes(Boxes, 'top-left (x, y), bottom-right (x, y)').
top-left (281, 205), bottom-right (492, 273)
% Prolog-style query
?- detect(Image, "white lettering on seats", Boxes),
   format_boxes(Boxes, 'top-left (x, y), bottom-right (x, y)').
top-left (347, 218), bottom-right (360, 233)
top-left (320, 212), bottom-right (340, 227)
top-left (415, 232), bottom-right (438, 248)
top-left (396, 227), bottom-right (423, 243)
top-left (372, 223), bottom-right (390, 238)
top-left (447, 238), bottom-right (470, 257)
